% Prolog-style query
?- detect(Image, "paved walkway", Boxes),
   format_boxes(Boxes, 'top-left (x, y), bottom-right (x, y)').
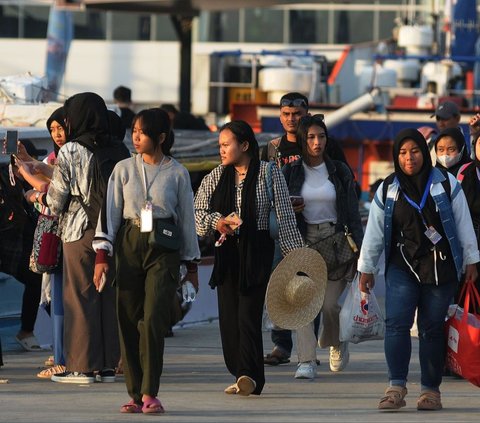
top-left (0, 321), bottom-right (479, 423)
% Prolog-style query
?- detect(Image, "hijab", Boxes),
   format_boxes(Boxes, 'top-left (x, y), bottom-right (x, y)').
top-left (107, 110), bottom-right (126, 142)
top-left (63, 92), bottom-right (110, 150)
top-left (434, 127), bottom-right (471, 175)
top-left (393, 128), bottom-right (432, 204)
top-left (458, 135), bottom-right (480, 226)
top-left (46, 107), bottom-right (67, 157)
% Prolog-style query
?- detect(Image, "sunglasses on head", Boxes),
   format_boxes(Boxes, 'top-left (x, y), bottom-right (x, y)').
top-left (280, 98), bottom-right (308, 108)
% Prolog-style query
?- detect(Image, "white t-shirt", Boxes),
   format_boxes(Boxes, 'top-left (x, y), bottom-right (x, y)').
top-left (301, 162), bottom-right (337, 224)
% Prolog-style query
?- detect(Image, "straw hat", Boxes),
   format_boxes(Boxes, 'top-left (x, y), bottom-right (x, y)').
top-left (265, 248), bottom-right (327, 330)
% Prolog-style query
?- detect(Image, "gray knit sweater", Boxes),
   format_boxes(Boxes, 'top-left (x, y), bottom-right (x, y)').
top-left (93, 154), bottom-right (200, 262)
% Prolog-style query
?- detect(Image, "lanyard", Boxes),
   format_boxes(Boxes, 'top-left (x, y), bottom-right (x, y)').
top-left (401, 172), bottom-right (433, 227)
top-left (140, 155), bottom-right (165, 202)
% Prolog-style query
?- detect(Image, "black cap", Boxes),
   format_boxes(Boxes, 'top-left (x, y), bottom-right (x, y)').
top-left (432, 101), bottom-right (460, 119)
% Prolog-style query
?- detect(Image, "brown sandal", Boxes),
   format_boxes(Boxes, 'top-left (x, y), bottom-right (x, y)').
top-left (264, 349), bottom-right (290, 366)
top-left (37, 365), bottom-right (66, 379)
top-left (417, 391), bottom-right (442, 411)
top-left (378, 386), bottom-right (408, 410)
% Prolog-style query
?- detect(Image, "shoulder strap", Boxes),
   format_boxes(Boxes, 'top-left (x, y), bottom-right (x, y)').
top-left (382, 174), bottom-right (396, 204)
top-left (457, 162), bottom-right (473, 183)
top-left (441, 173), bottom-right (451, 201)
top-left (265, 161), bottom-right (275, 202)
top-left (267, 137), bottom-right (281, 164)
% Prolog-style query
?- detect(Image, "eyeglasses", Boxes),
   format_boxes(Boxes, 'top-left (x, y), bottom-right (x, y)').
top-left (280, 98), bottom-right (308, 109)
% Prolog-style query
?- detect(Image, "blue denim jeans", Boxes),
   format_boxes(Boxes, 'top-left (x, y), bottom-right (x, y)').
top-left (51, 271), bottom-right (65, 366)
top-left (384, 263), bottom-right (455, 391)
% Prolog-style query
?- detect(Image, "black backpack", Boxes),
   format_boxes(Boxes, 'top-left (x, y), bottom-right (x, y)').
top-left (76, 139), bottom-right (130, 227)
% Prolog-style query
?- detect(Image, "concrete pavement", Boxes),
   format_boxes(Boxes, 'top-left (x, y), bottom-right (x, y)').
top-left (0, 321), bottom-right (479, 423)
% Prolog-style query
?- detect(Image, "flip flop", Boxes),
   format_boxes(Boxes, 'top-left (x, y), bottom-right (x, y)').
top-left (120, 400), bottom-right (143, 414)
top-left (142, 397), bottom-right (165, 414)
top-left (15, 335), bottom-right (42, 352)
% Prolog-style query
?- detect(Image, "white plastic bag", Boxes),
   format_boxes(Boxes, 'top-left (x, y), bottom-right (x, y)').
top-left (339, 274), bottom-right (385, 344)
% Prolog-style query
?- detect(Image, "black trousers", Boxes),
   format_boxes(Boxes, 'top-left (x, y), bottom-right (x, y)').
top-left (17, 217), bottom-right (42, 333)
top-left (217, 274), bottom-right (267, 395)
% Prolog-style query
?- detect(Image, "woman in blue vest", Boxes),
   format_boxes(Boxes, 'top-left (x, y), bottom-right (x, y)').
top-left (358, 128), bottom-right (479, 411)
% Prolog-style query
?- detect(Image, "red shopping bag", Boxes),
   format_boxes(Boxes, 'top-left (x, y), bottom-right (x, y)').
top-left (445, 280), bottom-right (480, 387)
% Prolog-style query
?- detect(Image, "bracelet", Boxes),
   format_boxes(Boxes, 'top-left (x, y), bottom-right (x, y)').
top-left (185, 262), bottom-right (198, 272)
top-left (34, 191), bottom-right (41, 203)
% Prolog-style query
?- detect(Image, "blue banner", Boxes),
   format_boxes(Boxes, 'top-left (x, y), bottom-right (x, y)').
top-left (44, 6), bottom-right (73, 101)
top-left (451, 0), bottom-right (478, 66)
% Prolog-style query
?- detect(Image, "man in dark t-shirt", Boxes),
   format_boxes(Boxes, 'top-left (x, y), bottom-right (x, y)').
top-left (261, 92), bottom-right (308, 166)
top-left (262, 92), bottom-right (310, 366)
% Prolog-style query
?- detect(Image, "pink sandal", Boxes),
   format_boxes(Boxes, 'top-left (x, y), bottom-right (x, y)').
top-left (142, 397), bottom-right (165, 414)
top-left (120, 399), bottom-right (142, 414)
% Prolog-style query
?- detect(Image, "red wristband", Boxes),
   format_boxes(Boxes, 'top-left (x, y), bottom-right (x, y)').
top-left (95, 249), bottom-right (109, 265)
top-left (186, 262), bottom-right (198, 273)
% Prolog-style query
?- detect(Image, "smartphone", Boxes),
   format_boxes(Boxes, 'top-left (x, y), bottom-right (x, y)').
top-left (290, 195), bottom-right (304, 207)
top-left (97, 272), bottom-right (107, 293)
top-left (226, 211), bottom-right (243, 230)
top-left (5, 130), bottom-right (18, 154)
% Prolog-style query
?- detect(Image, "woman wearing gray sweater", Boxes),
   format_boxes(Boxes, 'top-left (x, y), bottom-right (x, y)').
top-left (93, 108), bottom-right (200, 415)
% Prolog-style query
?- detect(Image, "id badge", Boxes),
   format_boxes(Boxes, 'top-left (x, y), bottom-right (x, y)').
top-left (140, 201), bottom-right (153, 233)
top-left (425, 226), bottom-right (442, 245)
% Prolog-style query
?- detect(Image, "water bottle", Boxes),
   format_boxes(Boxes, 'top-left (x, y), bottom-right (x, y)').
top-left (182, 281), bottom-right (196, 303)
top-left (179, 263), bottom-right (196, 303)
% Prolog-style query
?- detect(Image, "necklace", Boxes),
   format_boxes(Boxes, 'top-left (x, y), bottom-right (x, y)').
top-left (235, 168), bottom-right (247, 177)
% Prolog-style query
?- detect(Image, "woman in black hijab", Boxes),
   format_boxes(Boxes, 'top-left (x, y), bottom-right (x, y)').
top-left (434, 127), bottom-right (471, 176)
top-left (358, 128), bottom-right (479, 411)
top-left (37, 92), bottom-right (120, 385)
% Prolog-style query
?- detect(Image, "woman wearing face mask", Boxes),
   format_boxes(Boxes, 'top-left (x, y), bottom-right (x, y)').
top-left (358, 128), bottom-right (479, 411)
top-left (434, 127), bottom-right (471, 175)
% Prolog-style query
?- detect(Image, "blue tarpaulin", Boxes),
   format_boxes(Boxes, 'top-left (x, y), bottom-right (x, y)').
top-left (451, 0), bottom-right (478, 67)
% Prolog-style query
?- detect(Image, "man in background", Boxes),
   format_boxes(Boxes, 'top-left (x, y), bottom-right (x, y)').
top-left (113, 85), bottom-right (135, 129)
top-left (262, 92), bottom-right (309, 366)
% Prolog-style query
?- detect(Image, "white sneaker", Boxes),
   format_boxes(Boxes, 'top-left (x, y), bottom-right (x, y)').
top-left (294, 361), bottom-right (317, 379)
top-left (51, 371), bottom-right (95, 384)
top-left (330, 342), bottom-right (349, 372)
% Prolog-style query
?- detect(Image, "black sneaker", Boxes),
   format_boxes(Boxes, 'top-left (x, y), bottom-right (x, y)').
top-left (96, 368), bottom-right (116, 383)
top-left (51, 371), bottom-right (95, 384)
